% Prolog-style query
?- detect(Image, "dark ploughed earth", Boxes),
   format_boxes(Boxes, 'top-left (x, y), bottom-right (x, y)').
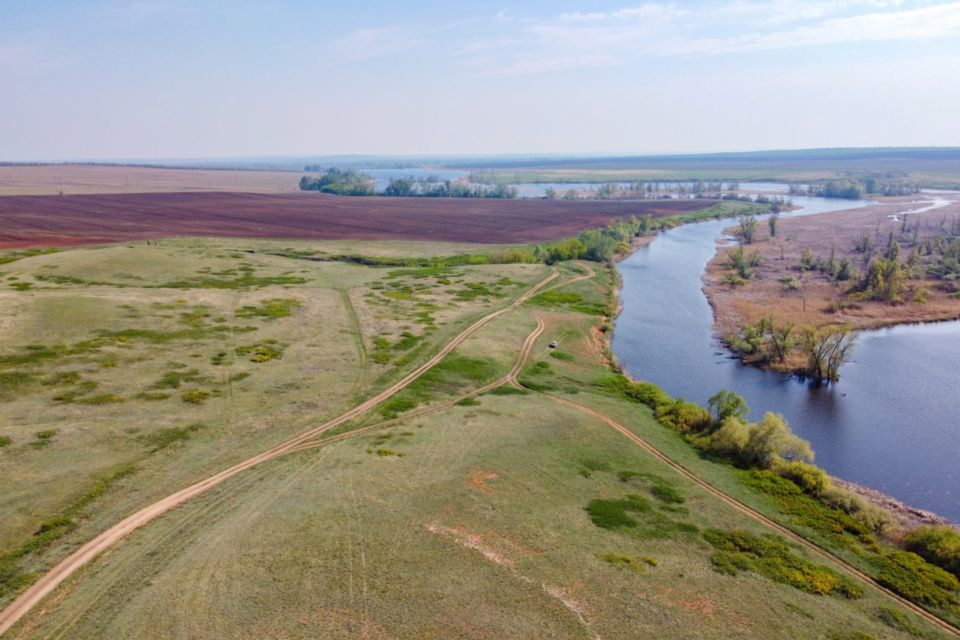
top-left (0, 191), bottom-right (713, 248)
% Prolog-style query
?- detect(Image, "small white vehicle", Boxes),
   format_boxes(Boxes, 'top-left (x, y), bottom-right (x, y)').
top-left (549, 340), bottom-right (558, 349)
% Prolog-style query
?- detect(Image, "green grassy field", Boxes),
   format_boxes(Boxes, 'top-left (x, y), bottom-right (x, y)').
top-left (0, 240), bottom-right (952, 639)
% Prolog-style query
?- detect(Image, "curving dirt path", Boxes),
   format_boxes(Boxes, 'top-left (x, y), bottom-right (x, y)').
top-left (0, 270), bottom-right (559, 637)
top-left (288, 316), bottom-right (546, 455)
top-left (540, 392), bottom-right (960, 637)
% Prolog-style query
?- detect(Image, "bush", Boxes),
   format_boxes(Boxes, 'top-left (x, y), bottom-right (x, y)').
top-left (775, 461), bottom-right (830, 496)
top-left (586, 495), bottom-right (652, 529)
top-left (0, 435), bottom-right (12, 448)
top-left (704, 528), bottom-right (862, 598)
top-left (903, 525), bottom-right (960, 578)
top-left (871, 550), bottom-right (959, 609)
top-left (650, 483), bottom-right (685, 505)
top-left (875, 605), bottom-right (914, 633)
top-left (604, 376), bottom-right (672, 409)
top-left (741, 412), bottom-right (813, 468)
top-left (181, 389), bottom-right (211, 404)
top-left (820, 487), bottom-right (894, 535)
top-left (706, 417), bottom-right (750, 458)
top-left (655, 399), bottom-right (711, 433)
top-left (742, 470), bottom-right (872, 543)
top-left (485, 386), bottom-right (528, 396)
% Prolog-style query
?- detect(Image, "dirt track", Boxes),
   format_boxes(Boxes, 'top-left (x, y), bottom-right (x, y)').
top-left (0, 192), bottom-right (713, 248)
top-left (542, 392), bottom-right (960, 637)
top-left (0, 268), bottom-right (559, 637)
top-left (3, 262), bottom-right (957, 637)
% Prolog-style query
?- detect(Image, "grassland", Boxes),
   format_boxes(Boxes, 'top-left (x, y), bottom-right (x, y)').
top-left (0, 239), bottom-right (955, 639)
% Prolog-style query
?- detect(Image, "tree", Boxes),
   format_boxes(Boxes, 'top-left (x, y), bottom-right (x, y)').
top-left (742, 412), bottom-right (813, 468)
top-left (800, 325), bottom-right (857, 383)
top-left (767, 319), bottom-right (795, 362)
top-left (707, 416), bottom-right (750, 458)
top-left (544, 187), bottom-right (558, 199)
top-left (707, 390), bottom-right (748, 423)
top-left (637, 214), bottom-right (653, 236)
top-left (862, 257), bottom-right (905, 303)
top-left (563, 189), bottom-right (579, 201)
top-left (738, 215), bottom-right (759, 244)
top-left (768, 214), bottom-right (779, 238)
top-left (384, 177), bottom-right (415, 197)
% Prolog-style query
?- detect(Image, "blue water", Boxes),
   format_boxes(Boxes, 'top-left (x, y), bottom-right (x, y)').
top-left (613, 196), bottom-right (960, 520)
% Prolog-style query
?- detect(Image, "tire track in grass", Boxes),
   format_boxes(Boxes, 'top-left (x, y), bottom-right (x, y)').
top-left (0, 269), bottom-right (558, 637)
top-left (539, 391), bottom-right (960, 638)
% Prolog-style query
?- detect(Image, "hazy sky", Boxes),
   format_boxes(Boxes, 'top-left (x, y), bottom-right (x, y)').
top-left (3, 0), bottom-right (960, 160)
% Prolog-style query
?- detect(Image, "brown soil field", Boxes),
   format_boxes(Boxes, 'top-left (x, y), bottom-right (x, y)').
top-left (0, 192), bottom-right (712, 248)
top-left (0, 164), bottom-right (301, 196)
top-left (704, 194), bottom-right (960, 369)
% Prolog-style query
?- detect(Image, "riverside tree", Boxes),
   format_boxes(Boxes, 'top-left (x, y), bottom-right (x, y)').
top-left (800, 325), bottom-right (857, 383)
top-left (738, 215), bottom-right (759, 244)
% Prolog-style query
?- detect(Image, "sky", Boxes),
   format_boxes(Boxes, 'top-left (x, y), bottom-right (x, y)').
top-left (2, 0), bottom-right (960, 161)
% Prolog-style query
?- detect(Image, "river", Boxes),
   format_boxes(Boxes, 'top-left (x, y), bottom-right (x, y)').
top-left (612, 195), bottom-right (960, 521)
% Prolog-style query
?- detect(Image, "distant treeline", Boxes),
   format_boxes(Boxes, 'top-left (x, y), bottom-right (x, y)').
top-left (299, 167), bottom-right (519, 198)
top-left (299, 168), bottom-right (375, 195)
top-left (382, 177), bottom-right (519, 199)
top-left (790, 177), bottom-right (920, 200)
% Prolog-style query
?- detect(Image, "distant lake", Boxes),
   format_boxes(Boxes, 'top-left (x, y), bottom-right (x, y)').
top-left (613, 193), bottom-right (960, 521)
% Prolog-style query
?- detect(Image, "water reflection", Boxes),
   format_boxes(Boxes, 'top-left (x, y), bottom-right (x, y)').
top-left (613, 195), bottom-right (960, 520)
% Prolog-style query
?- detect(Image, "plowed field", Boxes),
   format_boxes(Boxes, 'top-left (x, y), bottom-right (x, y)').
top-left (0, 192), bottom-right (713, 248)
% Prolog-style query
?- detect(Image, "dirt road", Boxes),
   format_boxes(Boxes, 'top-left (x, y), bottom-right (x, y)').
top-left (0, 270), bottom-right (558, 637)
top-left (541, 392), bottom-right (960, 637)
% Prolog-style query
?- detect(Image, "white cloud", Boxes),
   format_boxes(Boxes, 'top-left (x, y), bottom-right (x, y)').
top-left (470, 0), bottom-right (960, 74)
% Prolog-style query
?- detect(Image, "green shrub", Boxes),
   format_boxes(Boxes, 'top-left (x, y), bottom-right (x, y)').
top-left (549, 350), bottom-right (574, 361)
top-left (870, 550), bottom-right (959, 609)
top-left (650, 483), bottom-right (685, 505)
top-left (828, 632), bottom-right (876, 640)
top-left (598, 553), bottom-right (644, 572)
top-left (586, 495), bottom-right (652, 529)
top-left (181, 389), bottom-right (211, 404)
top-left (875, 605), bottom-right (914, 633)
top-left (379, 396), bottom-right (418, 418)
top-left (76, 394), bottom-right (124, 405)
top-left (234, 298), bottom-right (300, 319)
top-left (602, 375), bottom-right (671, 409)
top-left (137, 423), bottom-right (203, 452)
top-left (135, 391), bottom-right (170, 401)
top-left (455, 397), bottom-right (480, 407)
top-left (655, 399), bottom-right (711, 433)
top-left (703, 529), bottom-right (862, 598)
top-left (35, 429), bottom-right (57, 440)
top-left (0, 371), bottom-right (37, 400)
top-left (820, 487), bottom-right (894, 535)
top-left (741, 470), bottom-right (872, 543)
top-left (485, 386), bottom-right (529, 396)
top-left (903, 525), bottom-right (960, 578)
top-left (0, 435), bottom-right (12, 448)
top-left (706, 416), bottom-right (750, 458)
top-left (775, 461), bottom-right (830, 496)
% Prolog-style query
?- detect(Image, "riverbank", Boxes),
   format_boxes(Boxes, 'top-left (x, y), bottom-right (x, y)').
top-left (703, 194), bottom-right (960, 374)
top-left (834, 477), bottom-right (960, 534)
top-left (609, 204), bottom-right (960, 529)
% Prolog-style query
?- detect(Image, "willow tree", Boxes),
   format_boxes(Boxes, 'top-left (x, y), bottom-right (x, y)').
top-left (800, 325), bottom-right (857, 383)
